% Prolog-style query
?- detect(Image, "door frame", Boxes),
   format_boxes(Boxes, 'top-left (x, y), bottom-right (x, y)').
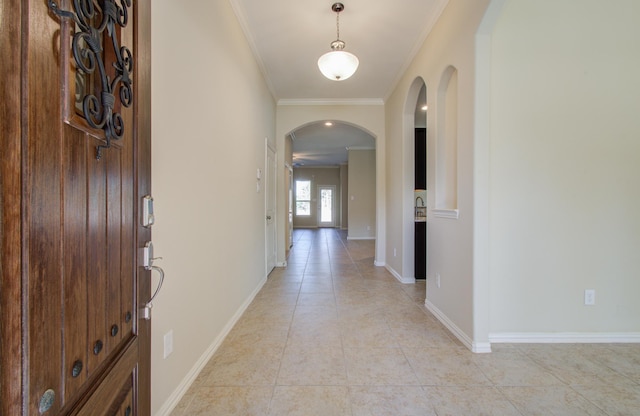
top-left (265, 141), bottom-right (277, 274)
top-left (317, 185), bottom-right (337, 228)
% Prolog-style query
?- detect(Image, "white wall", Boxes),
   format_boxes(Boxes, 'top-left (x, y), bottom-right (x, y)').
top-left (385, 0), bottom-right (491, 349)
top-left (340, 164), bottom-right (349, 229)
top-left (276, 104), bottom-right (386, 265)
top-left (151, 1), bottom-right (275, 414)
top-left (348, 149), bottom-right (376, 239)
top-left (488, 0), bottom-right (640, 339)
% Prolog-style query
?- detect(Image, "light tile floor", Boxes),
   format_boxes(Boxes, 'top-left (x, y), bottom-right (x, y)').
top-left (171, 228), bottom-right (640, 415)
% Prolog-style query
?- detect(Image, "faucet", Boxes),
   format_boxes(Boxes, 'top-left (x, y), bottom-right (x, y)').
top-left (415, 196), bottom-right (425, 207)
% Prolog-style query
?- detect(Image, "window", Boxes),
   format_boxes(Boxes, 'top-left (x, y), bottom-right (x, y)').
top-left (295, 180), bottom-right (311, 216)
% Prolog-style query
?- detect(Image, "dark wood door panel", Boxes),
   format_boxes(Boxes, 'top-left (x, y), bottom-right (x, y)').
top-left (0, 0), bottom-right (24, 413)
top-left (69, 339), bottom-right (139, 416)
top-left (63, 127), bottom-right (90, 401)
top-left (0, 0), bottom-right (151, 414)
top-left (25, 0), bottom-right (65, 412)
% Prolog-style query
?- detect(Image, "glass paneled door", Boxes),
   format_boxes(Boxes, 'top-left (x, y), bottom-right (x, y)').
top-left (318, 186), bottom-right (336, 227)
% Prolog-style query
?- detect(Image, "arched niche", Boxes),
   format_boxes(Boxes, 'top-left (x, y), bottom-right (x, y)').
top-left (436, 65), bottom-right (458, 211)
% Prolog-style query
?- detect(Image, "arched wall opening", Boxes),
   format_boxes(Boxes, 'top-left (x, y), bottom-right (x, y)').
top-left (401, 77), bottom-right (429, 283)
top-left (287, 120), bottom-right (376, 241)
top-left (275, 104), bottom-right (386, 267)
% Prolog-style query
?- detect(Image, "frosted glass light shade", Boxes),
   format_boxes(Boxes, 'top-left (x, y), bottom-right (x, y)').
top-left (317, 50), bottom-right (359, 81)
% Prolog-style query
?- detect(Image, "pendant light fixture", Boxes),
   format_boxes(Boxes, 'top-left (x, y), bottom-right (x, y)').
top-left (317, 2), bottom-right (359, 81)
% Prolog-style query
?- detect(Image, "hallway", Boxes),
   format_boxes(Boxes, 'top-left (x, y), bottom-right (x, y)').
top-left (170, 229), bottom-right (640, 415)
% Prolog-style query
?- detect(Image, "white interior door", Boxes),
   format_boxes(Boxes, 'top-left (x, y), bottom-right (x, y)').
top-left (317, 186), bottom-right (336, 228)
top-left (266, 143), bottom-right (276, 274)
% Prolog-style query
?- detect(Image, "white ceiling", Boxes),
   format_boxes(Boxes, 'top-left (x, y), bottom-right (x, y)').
top-left (230, 0), bottom-right (446, 164)
top-left (291, 121), bottom-right (375, 167)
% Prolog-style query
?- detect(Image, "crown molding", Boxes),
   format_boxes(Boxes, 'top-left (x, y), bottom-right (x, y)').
top-left (277, 98), bottom-right (384, 106)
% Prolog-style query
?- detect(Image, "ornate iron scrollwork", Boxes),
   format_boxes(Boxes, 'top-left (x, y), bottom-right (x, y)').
top-left (48, 0), bottom-right (133, 160)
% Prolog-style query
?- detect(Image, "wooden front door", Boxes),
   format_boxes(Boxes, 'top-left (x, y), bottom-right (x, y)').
top-left (1, 0), bottom-right (151, 414)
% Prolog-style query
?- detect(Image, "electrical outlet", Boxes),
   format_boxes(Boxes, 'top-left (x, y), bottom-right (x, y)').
top-left (584, 289), bottom-right (595, 306)
top-left (164, 330), bottom-right (174, 358)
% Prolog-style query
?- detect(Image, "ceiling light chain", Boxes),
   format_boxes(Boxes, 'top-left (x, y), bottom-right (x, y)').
top-left (335, 6), bottom-right (340, 41)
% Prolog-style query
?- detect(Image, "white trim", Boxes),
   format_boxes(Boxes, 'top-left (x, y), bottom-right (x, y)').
top-left (471, 0), bottom-right (507, 354)
top-left (385, 264), bottom-right (415, 284)
top-left (155, 276), bottom-right (268, 416)
top-left (278, 98), bottom-right (384, 106)
top-left (276, 261), bottom-right (288, 268)
top-left (317, 185), bottom-right (337, 228)
top-left (490, 332), bottom-right (640, 344)
top-left (373, 260), bottom-right (385, 267)
top-left (265, 140), bottom-right (277, 275)
top-left (425, 299), bottom-right (492, 353)
top-left (432, 208), bottom-right (459, 219)
top-left (228, 0), bottom-right (277, 99)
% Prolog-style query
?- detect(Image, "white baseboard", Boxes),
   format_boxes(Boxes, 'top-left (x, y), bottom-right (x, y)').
top-left (155, 275), bottom-right (268, 416)
top-left (385, 264), bottom-right (415, 284)
top-left (425, 299), bottom-right (492, 353)
top-left (276, 261), bottom-right (287, 267)
top-left (490, 332), bottom-right (640, 344)
top-left (373, 260), bottom-right (385, 267)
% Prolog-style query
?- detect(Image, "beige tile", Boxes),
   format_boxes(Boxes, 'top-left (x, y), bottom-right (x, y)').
top-left (337, 302), bottom-right (385, 320)
top-left (424, 386), bottom-right (521, 415)
top-left (300, 278), bottom-right (334, 291)
top-left (259, 280), bottom-right (302, 295)
top-left (524, 346), bottom-right (635, 385)
top-left (180, 386), bottom-right (273, 415)
top-left (296, 293), bottom-right (336, 307)
top-left (252, 290), bottom-right (300, 305)
top-left (286, 321), bottom-right (343, 349)
top-left (292, 304), bottom-right (338, 324)
top-left (500, 386), bottom-right (608, 415)
top-left (223, 328), bottom-right (289, 353)
top-left (390, 322), bottom-right (458, 348)
top-left (404, 347), bottom-right (492, 386)
top-left (349, 386), bottom-right (436, 416)
top-left (572, 384), bottom-right (640, 415)
top-left (340, 320), bottom-right (398, 348)
top-left (277, 346), bottom-right (347, 385)
top-left (169, 390), bottom-right (195, 416)
top-left (471, 349), bottom-right (564, 386)
top-left (228, 317), bottom-right (291, 347)
top-left (344, 347), bottom-right (420, 385)
top-left (239, 301), bottom-right (296, 324)
top-left (201, 342), bottom-right (284, 386)
top-left (268, 385), bottom-right (351, 415)
top-left (578, 344), bottom-right (640, 384)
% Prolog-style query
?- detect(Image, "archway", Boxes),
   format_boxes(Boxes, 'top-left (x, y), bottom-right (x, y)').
top-left (275, 104), bottom-right (386, 268)
top-left (401, 77), bottom-right (428, 283)
top-left (287, 120), bottom-right (376, 241)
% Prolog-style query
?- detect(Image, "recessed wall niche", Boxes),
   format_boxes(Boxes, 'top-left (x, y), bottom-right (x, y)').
top-left (436, 65), bottom-right (458, 211)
